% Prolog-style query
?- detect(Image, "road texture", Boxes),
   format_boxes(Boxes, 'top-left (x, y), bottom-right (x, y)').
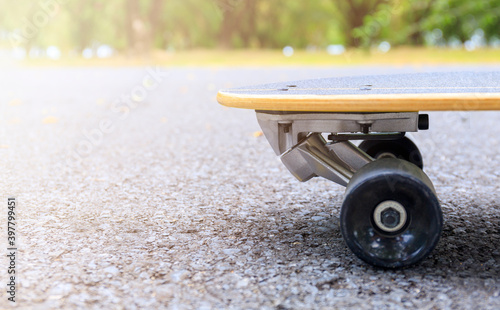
top-left (0, 65), bottom-right (499, 309)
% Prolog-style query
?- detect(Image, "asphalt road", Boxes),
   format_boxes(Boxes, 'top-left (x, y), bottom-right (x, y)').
top-left (0, 65), bottom-right (499, 309)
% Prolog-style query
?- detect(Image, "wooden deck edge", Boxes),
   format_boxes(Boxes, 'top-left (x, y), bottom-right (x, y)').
top-left (217, 91), bottom-right (500, 112)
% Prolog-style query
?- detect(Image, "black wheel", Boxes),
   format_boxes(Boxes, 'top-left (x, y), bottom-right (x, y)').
top-left (358, 136), bottom-right (424, 169)
top-left (340, 158), bottom-right (442, 268)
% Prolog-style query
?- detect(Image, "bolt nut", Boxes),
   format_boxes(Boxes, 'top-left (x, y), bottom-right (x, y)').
top-left (373, 201), bottom-right (407, 233)
top-left (380, 208), bottom-right (400, 228)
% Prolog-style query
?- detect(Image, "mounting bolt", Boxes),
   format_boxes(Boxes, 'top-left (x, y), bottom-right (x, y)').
top-left (360, 124), bottom-right (371, 134)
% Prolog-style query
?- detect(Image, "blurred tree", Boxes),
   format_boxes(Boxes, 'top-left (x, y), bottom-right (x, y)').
top-left (424, 0), bottom-right (500, 44)
top-left (162, 0), bottom-right (221, 49)
top-left (124, 0), bottom-right (169, 54)
top-left (216, 0), bottom-right (257, 48)
top-left (254, 0), bottom-right (337, 48)
top-left (351, 2), bottom-right (393, 48)
top-left (404, 0), bottom-right (438, 45)
top-left (67, 0), bottom-right (101, 52)
top-left (1, 0), bottom-right (498, 53)
top-left (332, 0), bottom-right (389, 47)
top-left (352, 0), bottom-right (439, 47)
top-left (149, 0), bottom-right (166, 46)
top-left (0, 2), bottom-right (45, 50)
top-left (126, 0), bottom-right (147, 54)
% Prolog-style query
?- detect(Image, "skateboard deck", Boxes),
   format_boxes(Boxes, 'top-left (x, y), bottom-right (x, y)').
top-left (217, 72), bottom-right (500, 112)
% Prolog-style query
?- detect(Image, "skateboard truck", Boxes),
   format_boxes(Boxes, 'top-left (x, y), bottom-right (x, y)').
top-left (255, 111), bottom-right (441, 268)
top-left (256, 111), bottom-right (422, 187)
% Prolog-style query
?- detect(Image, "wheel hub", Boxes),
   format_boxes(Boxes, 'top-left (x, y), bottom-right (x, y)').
top-left (373, 201), bottom-right (407, 233)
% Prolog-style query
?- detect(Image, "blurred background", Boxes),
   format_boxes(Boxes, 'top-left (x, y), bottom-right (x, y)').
top-left (1, 0), bottom-right (499, 65)
top-left (1, 2), bottom-right (500, 308)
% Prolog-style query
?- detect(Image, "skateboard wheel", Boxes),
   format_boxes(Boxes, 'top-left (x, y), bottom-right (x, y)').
top-left (340, 158), bottom-right (442, 268)
top-left (358, 136), bottom-right (423, 169)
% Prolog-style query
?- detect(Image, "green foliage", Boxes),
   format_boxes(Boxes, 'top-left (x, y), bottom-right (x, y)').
top-left (424, 0), bottom-right (500, 43)
top-left (0, 0), bottom-right (498, 53)
top-left (351, 2), bottom-right (395, 48)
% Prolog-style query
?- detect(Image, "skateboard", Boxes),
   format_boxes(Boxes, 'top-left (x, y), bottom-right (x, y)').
top-left (217, 72), bottom-right (500, 268)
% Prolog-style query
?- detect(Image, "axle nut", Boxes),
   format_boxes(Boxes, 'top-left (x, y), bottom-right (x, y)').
top-left (381, 208), bottom-right (400, 228)
top-left (373, 201), bottom-right (407, 233)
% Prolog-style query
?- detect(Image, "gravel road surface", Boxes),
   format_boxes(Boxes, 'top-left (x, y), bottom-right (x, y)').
top-left (0, 65), bottom-right (499, 309)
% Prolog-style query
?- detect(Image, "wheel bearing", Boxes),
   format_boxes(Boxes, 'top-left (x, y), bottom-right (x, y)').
top-left (373, 201), bottom-right (407, 233)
